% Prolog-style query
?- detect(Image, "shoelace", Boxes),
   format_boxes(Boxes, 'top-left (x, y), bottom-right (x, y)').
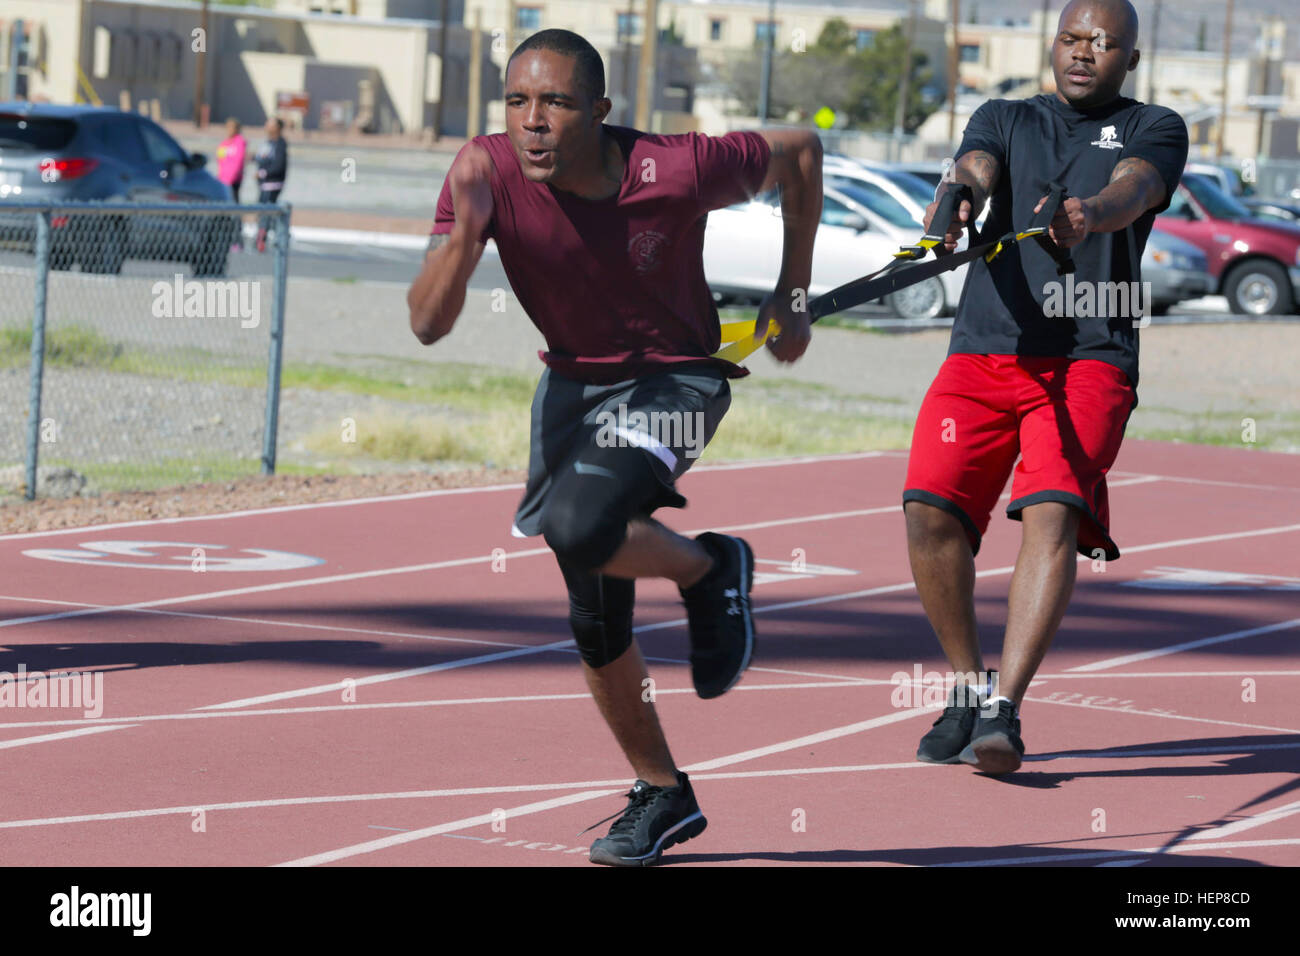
top-left (579, 785), bottom-right (660, 836)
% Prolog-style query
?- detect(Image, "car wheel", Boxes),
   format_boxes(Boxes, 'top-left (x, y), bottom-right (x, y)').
top-left (1149, 302), bottom-right (1172, 316)
top-left (887, 276), bottom-right (945, 320)
top-left (1224, 259), bottom-right (1294, 316)
top-left (192, 218), bottom-right (231, 277)
top-left (81, 217), bottom-right (127, 275)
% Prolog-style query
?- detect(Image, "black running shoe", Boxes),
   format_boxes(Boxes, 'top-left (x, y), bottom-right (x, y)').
top-left (915, 672), bottom-right (995, 764)
top-left (587, 771), bottom-right (707, 867)
top-left (679, 533), bottom-right (756, 699)
top-left (959, 698), bottom-right (1025, 775)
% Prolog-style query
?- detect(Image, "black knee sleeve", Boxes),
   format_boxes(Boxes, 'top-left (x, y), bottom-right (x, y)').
top-left (559, 560), bottom-right (635, 669)
top-left (540, 447), bottom-right (666, 571)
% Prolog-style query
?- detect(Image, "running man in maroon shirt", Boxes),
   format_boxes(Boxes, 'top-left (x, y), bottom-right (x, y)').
top-left (407, 29), bottom-right (822, 865)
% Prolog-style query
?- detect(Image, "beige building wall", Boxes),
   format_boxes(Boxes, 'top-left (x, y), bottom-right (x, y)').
top-left (1, 0), bottom-right (86, 105)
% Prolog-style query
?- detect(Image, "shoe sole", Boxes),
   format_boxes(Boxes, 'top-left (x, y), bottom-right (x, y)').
top-left (588, 812), bottom-right (708, 867)
top-left (697, 536), bottom-right (755, 700)
top-left (915, 750), bottom-right (965, 765)
top-left (958, 734), bottom-right (1023, 775)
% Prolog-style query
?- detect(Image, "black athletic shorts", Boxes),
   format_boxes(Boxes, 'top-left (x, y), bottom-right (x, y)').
top-left (512, 364), bottom-right (732, 538)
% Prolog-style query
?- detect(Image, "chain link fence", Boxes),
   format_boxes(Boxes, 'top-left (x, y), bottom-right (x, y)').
top-left (0, 201), bottom-right (290, 499)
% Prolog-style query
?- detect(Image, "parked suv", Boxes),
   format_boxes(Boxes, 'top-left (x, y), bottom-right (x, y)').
top-left (0, 103), bottom-right (235, 275)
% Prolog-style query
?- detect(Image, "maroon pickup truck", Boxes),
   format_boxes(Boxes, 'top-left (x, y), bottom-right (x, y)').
top-left (1156, 172), bottom-right (1300, 315)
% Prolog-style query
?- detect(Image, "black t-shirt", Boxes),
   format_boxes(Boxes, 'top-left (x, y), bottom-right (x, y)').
top-left (950, 94), bottom-right (1189, 385)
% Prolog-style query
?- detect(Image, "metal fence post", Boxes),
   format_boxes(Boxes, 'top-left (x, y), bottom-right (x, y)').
top-left (261, 204), bottom-right (291, 474)
top-left (24, 210), bottom-right (51, 501)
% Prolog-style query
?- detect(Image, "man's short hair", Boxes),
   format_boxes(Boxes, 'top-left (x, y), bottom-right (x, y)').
top-left (507, 29), bottom-right (606, 101)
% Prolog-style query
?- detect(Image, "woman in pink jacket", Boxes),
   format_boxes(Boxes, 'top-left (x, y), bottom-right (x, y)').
top-left (216, 118), bottom-right (247, 250)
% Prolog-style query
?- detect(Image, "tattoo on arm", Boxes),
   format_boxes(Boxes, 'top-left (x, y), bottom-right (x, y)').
top-left (1086, 157), bottom-right (1167, 231)
top-left (953, 150), bottom-right (1000, 209)
top-left (426, 232), bottom-right (450, 258)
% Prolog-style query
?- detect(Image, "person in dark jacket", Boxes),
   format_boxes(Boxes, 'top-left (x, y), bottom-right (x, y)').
top-left (253, 117), bottom-right (288, 252)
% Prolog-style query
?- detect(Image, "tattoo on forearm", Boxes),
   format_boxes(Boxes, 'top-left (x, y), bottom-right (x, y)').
top-left (963, 150), bottom-right (1000, 193)
top-left (426, 233), bottom-right (450, 257)
top-left (1090, 158), bottom-right (1166, 228)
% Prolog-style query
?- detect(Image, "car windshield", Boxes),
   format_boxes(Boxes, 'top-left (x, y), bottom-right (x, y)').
top-left (827, 177), bottom-right (919, 229)
top-left (1182, 173), bottom-right (1252, 220)
top-left (871, 167), bottom-right (938, 209)
top-left (0, 114), bottom-right (77, 150)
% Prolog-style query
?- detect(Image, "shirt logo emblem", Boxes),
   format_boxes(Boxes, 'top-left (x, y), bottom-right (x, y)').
top-left (1091, 125), bottom-right (1123, 150)
top-left (628, 230), bottom-right (668, 275)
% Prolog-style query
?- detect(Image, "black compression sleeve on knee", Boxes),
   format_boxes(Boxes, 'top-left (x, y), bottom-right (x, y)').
top-left (558, 559), bottom-right (635, 669)
top-left (540, 446), bottom-right (665, 571)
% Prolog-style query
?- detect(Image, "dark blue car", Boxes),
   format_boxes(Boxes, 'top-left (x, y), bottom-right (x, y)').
top-left (0, 103), bottom-right (236, 275)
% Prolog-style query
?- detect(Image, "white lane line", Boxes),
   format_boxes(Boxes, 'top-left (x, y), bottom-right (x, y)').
top-left (1033, 670), bottom-right (1300, 679)
top-left (1138, 473), bottom-right (1300, 494)
top-left (275, 706), bottom-right (936, 866)
top-left (0, 598), bottom-right (538, 652)
top-left (8, 512), bottom-right (1297, 638)
top-left (0, 482), bottom-right (526, 542)
top-left (933, 837), bottom-right (1300, 867)
top-left (1067, 617), bottom-right (1300, 673)
top-left (6, 732), bottom-right (1294, 833)
top-left (0, 450), bottom-right (892, 543)
top-left (0, 546), bottom-right (551, 629)
top-left (0, 725), bottom-right (135, 750)
top-left (1120, 523), bottom-right (1300, 555)
top-left (0, 761), bottom-right (944, 832)
top-left (683, 708), bottom-right (933, 772)
top-left (1024, 695), bottom-right (1300, 735)
top-left (1030, 740), bottom-right (1300, 761)
top-left (196, 640), bottom-right (575, 710)
top-left (0, 503), bottom-right (899, 631)
top-left (1186, 799), bottom-right (1300, 841)
top-left (276, 790), bottom-right (624, 866)
top-left (0, 680), bottom-right (874, 732)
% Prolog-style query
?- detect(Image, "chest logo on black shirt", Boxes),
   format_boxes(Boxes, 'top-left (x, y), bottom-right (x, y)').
top-left (1091, 125), bottom-right (1123, 150)
top-left (629, 230), bottom-right (669, 275)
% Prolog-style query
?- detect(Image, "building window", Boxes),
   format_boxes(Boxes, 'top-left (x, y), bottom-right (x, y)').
top-left (516, 7), bottom-right (541, 32)
top-left (855, 29), bottom-right (875, 50)
top-left (959, 43), bottom-right (980, 63)
top-left (755, 21), bottom-right (777, 45)
top-left (710, 18), bottom-right (724, 42)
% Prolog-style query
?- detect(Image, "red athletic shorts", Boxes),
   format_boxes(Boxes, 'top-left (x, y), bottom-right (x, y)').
top-left (903, 354), bottom-right (1137, 560)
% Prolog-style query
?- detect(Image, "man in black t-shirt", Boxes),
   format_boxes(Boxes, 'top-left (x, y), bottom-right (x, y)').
top-left (903, 0), bottom-right (1189, 774)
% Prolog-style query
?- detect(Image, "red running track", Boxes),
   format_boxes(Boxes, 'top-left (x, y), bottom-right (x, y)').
top-left (0, 439), bottom-right (1297, 867)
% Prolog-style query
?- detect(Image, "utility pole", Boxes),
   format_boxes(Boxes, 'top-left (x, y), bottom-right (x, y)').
top-left (1255, 18), bottom-right (1284, 159)
top-left (757, 0), bottom-right (775, 124)
top-left (468, 7), bottom-right (483, 138)
top-left (193, 0), bottom-right (209, 126)
top-left (1146, 0), bottom-right (1161, 104)
top-left (433, 0), bottom-right (449, 140)
top-left (1216, 0), bottom-right (1233, 160)
top-left (1038, 0), bottom-right (1051, 92)
top-left (893, 0), bottom-right (917, 162)
top-left (635, 0), bottom-right (660, 131)
top-left (947, 0), bottom-right (961, 143)
top-left (621, 0), bottom-right (634, 113)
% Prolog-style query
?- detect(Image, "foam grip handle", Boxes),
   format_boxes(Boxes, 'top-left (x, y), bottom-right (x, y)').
top-left (1027, 181), bottom-right (1069, 234)
top-left (925, 181), bottom-right (974, 256)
